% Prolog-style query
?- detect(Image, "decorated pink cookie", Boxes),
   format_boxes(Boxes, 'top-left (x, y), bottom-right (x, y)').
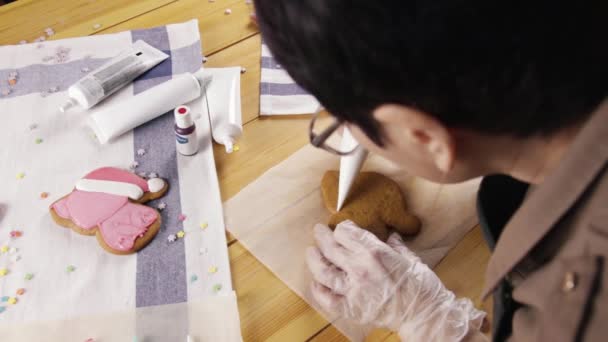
top-left (50, 167), bottom-right (168, 255)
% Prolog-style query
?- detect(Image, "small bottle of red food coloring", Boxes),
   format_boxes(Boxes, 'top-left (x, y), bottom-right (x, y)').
top-left (174, 105), bottom-right (198, 156)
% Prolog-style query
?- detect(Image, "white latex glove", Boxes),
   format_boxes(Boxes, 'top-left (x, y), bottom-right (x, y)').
top-left (306, 220), bottom-right (485, 341)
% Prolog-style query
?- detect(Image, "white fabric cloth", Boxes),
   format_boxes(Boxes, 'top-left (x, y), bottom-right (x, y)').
top-left (0, 20), bottom-right (240, 341)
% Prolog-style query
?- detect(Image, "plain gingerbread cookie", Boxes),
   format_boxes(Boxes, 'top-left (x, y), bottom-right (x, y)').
top-left (321, 171), bottom-right (421, 241)
top-left (50, 167), bottom-right (168, 255)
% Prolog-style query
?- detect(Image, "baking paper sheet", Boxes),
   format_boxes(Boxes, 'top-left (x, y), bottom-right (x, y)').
top-left (224, 144), bottom-right (481, 341)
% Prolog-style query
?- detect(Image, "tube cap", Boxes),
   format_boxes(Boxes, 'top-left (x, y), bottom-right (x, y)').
top-left (174, 105), bottom-right (194, 128)
top-left (59, 98), bottom-right (77, 113)
top-left (222, 138), bottom-right (234, 153)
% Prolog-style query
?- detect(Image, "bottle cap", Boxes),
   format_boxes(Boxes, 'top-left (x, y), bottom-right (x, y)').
top-left (59, 98), bottom-right (77, 113)
top-left (174, 105), bottom-right (194, 128)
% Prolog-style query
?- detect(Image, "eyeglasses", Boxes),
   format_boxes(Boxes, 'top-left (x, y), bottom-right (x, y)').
top-left (309, 110), bottom-right (359, 156)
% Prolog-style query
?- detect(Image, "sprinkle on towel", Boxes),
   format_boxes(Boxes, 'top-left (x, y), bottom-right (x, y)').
top-left (208, 266), bottom-right (218, 274)
top-left (1, 296), bottom-right (8, 302)
top-left (8, 297), bottom-right (17, 305)
top-left (176, 230), bottom-right (185, 239)
top-left (66, 265), bottom-right (76, 273)
top-left (136, 148), bottom-right (146, 156)
top-left (40, 192), bottom-right (49, 199)
top-left (0, 268), bottom-right (9, 276)
top-left (157, 202), bottom-right (167, 210)
top-left (35, 138), bottom-right (43, 144)
top-left (10, 230), bottom-right (22, 238)
top-left (199, 222), bottom-right (208, 230)
top-left (190, 274), bottom-right (198, 283)
top-left (10, 254), bottom-right (21, 263)
top-left (178, 213), bottom-right (187, 222)
top-left (0, 307), bottom-right (5, 314)
top-left (9, 247), bottom-right (18, 255)
top-left (24, 273), bottom-right (34, 281)
top-left (213, 284), bottom-right (222, 292)
top-left (199, 247), bottom-right (207, 255)
top-left (84, 338), bottom-right (95, 342)
top-left (1, 88), bottom-right (11, 96)
top-left (167, 234), bottom-right (177, 243)
top-left (29, 123), bottom-right (38, 130)
top-left (0, 246), bottom-right (8, 253)
top-left (16, 288), bottom-right (25, 296)
top-left (16, 172), bottom-right (25, 180)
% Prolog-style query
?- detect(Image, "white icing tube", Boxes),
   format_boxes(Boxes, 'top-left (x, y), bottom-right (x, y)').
top-left (60, 40), bottom-right (169, 112)
top-left (200, 67), bottom-right (243, 153)
top-left (337, 127), bottom-right (369, 211)
top-left (76, 179), bottom-right (144, 200)
top-left (87, 70), bottom-right (212, 144)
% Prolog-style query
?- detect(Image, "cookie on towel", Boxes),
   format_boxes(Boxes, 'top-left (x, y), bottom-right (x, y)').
top-left (321, 171), bottom-right (421, 241)
top-left (50, 167), bottom-right (168, 255)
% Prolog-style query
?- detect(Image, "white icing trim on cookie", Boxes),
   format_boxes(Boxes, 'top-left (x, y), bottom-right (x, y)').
top-left (147, 178), bottom-right (165, 193)
top-left (75, 179), bottom-right (144, 200)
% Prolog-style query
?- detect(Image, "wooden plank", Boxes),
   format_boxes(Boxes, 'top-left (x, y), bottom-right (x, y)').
top-left (99, 0), bottom-right (258, 55)
top-left (214, 115), bottom-right (311, 202)
top-left (0, 0), bottom-right (175, 45)
top-left (205, 34), bottom-right (261, 125)
top-left (230, 241), bottom-right (329, 341)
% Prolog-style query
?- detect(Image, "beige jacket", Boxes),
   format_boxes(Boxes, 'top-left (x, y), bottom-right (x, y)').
top-left (480, 101), bottom-right (608, 341)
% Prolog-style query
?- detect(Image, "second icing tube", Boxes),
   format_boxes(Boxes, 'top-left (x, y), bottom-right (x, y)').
top-left (200, 67), bottom-right (243, 153)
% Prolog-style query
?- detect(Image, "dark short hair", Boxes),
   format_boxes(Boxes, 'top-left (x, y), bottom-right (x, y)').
top-left (255, 1), bottom-right (608, 144)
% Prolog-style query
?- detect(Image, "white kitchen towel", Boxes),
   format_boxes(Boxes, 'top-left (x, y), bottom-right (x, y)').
top-left (0, 20), bottom-right (239, 341)
top-left (259, 42), bottom-right (320, 115)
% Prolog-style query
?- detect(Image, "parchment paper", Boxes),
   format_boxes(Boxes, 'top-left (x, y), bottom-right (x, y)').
top-left (223, 143), bottom-right (481, 341)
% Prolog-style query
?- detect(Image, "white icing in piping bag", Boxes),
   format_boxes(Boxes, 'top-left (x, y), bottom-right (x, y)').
top-left (337, 127), bottom-right (368, 211)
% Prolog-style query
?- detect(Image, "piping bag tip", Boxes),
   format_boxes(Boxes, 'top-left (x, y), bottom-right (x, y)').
top-left (336, 128), bottom-right (369, 212)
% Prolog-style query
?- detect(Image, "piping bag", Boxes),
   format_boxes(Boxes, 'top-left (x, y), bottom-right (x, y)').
top-left (337, 127), bottom-right (369, 211)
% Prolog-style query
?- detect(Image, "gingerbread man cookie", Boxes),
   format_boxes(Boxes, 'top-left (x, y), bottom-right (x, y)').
top-left (50, 167), bottom-right (168, 255)
top-left (321, 171), bottom-right (421, 241)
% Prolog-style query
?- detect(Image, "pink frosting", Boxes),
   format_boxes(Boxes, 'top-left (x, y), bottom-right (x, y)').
top-left (51, 167), bottom-right (158, 252)
top-left (84, 167), bottom-right (149, 192)
top-left (56, 191), bottom-right (128, 229)
top-left (99, 202), bottom-right (157, 251)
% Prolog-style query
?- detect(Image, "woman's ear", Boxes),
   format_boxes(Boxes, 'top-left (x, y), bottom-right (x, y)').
top-left (373, 104), bottom-right (455, 173)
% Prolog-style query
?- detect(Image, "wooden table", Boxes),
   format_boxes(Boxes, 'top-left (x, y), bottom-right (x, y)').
top-left (0, 1), bottom-right (492, 340)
